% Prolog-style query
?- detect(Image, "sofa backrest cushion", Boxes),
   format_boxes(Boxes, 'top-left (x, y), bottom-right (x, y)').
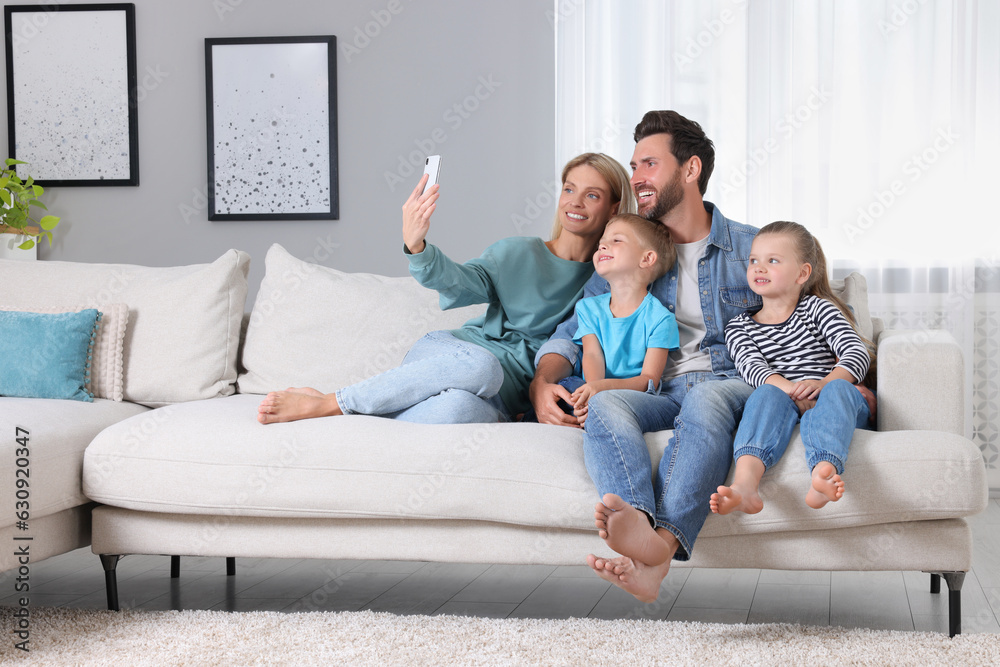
top-left (238, 244), bottom-right (483, 395)
top-left (0, 250), bottom-right (249, 406)
top-left (830, 271), bottom-right (873, 342)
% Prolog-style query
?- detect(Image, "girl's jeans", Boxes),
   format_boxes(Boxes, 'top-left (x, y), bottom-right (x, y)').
top-left (336, 330), bottom-right (509, 424)
top-left (734, 379), bottom-right (873, 475)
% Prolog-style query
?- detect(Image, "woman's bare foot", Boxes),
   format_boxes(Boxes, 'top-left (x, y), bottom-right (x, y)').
top-left (805, 460), bottom-right (844, 508)
top-left (257, 391), bottom-right (341, 424)
top-left (285, 387), bottom-right (325, 398)
top-left (585, 554), bottom-right (669, 603)
top-left (709, 484), bottom-right (764, 515)
top-left (593, 493), bottom-right (671, 566)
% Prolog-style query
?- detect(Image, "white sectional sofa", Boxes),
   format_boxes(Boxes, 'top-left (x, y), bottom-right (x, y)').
top-left (0, 245), bottom-right (989, 636)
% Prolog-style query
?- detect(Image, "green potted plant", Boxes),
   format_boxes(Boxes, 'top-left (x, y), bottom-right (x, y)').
top-left (0, 158), bottom-right (60, 251)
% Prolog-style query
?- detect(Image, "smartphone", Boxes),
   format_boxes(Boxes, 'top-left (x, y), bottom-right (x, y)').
top-left (421, 155), bottom-right (442, 194)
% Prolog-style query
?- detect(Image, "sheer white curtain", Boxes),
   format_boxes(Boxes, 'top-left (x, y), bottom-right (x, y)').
top-left (555, 0), bottom-right (1000, 487)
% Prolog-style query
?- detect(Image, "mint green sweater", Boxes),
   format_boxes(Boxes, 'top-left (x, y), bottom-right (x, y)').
top-left (407, 237), bottom-right (594, 415)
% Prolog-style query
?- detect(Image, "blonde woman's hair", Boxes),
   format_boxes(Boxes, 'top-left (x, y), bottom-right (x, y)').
top-left (550, 153), bottom-right (635, 241)
top-left (756, 220), bottom-right (876, 386)
top-left (606, 213), bottom-right (676, 280)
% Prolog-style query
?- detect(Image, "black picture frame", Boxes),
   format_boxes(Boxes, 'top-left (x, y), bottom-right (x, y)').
top-left (4, 3), bottom-right (139, 187)
top-left (205, 36), bottom-right (339, 221)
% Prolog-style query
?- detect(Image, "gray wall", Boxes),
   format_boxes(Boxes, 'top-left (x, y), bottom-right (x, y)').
top-left (2, 0), bottom-right (556, 301)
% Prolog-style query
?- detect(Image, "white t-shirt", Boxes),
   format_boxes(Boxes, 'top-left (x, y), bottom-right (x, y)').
top-left (664, 236), bottom-right (713, 379)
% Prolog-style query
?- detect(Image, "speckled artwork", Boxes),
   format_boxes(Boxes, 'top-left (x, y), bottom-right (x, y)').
top-left (7, 8), bottom-right (134, 183)
top-left (209, 40), bottom-right (334, 218)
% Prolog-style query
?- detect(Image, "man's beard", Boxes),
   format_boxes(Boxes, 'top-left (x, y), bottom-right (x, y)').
top-left (640, 167), bottom-right (684, 221)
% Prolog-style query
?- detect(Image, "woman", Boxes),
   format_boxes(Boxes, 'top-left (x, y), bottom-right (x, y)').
top-left (257, 153), bottom-right (635, 424)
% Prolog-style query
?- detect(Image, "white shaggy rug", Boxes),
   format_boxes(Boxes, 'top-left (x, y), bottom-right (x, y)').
top-left (2, 607), bottom-right (998, 666)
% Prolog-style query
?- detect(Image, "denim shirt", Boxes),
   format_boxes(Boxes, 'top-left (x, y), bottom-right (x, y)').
top-left (534, 202), bottom-right (760, 380)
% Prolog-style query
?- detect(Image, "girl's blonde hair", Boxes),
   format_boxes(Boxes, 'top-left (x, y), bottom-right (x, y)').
top-left (550, 153), bottom-right (636, 241)
top-left (757, 220), bottom-right (876, 386)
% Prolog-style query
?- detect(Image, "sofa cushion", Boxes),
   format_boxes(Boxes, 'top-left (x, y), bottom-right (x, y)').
top-left (0, 251), bottom-right (249, 406)
top-left (82, 395), bottom-right (986, 536)
top-left (831, 271), bottom-right (872, 342)
top-left (0, 396), bottom-right (149, 530)
top-left (238, 244), bottom-right (483, 395)
top-left (0, 303), bottom-right (129, 401)
top-left (0, 309), bottom-right (100, 401)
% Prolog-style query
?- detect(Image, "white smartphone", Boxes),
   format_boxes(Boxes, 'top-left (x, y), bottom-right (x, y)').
top-left (421, 155), bottom-right (442, 194)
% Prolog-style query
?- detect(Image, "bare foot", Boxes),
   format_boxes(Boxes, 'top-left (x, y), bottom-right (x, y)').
top-left (284, 387), bottom-right (325, 398)
top-left (805, 461), bottom-right (844, 508)
top-left (585, 554), bottom-right (669, 603)
top-left (257, 391), bottom-right (341, 424)
top-left (709, 484), bottom-right (764, 515)
top-left (593, 493), bottom-right (671, 566)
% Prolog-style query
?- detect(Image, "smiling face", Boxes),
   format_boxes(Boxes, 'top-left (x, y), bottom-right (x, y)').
top-left (557, 164), bottom-right (619, 238)
top-left (630, 134), bottom-right (685, 221)
top-left (593, 219), bottom-right (654, 280)
top-left (747, 233), bottom-right (812, 299)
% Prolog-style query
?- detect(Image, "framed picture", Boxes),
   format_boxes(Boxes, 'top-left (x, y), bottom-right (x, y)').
top-left (4, 3), bottom-right (139, 186)
top-left (205, 36), bottom-right (339, 221)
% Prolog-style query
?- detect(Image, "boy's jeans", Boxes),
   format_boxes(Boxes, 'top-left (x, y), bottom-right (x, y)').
top-left (582, 374), bottom-right (754, 560)
top-left (336, 330), bottom-right (509, 423)
top-left (734, 379), bottom-right (873, 475)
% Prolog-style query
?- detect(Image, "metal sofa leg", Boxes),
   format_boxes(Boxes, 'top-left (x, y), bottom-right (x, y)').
top-left (171, 555), bottom-right (235, 577)
top-left (929, 571), bottom-right (966, 636)
top-left (100, 555), bottom-right (122, 611)
top-left (941, 572), bottom-right (966, 637)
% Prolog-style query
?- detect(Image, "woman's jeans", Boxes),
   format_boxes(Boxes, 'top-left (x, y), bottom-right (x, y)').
top-left (733, 379), bottom-right (873, 475)
top-left (335, 330), bottom-right (509, 424)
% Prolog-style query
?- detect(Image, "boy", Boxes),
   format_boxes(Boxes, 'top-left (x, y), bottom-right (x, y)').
top-left (562, 213), bottom-right (680, 423)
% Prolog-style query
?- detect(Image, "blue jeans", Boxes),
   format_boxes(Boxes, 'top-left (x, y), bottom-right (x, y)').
top-left (734, 379), bottom-right (872, 475)
top-left (336, 330), bottom-right (509, 423)
top-left (582, 373), bottom-right (754, 560)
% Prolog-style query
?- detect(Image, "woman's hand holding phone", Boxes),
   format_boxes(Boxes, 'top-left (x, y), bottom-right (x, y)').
top-left (402, 171), bottom-right (439, 255)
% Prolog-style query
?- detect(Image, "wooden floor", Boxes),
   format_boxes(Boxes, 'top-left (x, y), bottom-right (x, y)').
top-left (3, 499), bottom-right (999, 634)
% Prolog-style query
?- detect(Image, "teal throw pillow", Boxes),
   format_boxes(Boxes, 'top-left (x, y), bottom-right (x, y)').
top-left (0, 309), bottom-right (101, 402)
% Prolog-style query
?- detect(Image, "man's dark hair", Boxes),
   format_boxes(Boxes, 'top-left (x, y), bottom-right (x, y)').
top-left (633, 111), bottom-right (715, 195)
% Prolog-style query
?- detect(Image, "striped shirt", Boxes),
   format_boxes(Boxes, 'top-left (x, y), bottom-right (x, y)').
top-left (725, 295), bottom-right (870, 388)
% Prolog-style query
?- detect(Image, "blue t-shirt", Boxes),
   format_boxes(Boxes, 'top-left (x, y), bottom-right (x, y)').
top-left (573, 292), bottom-right (680, 379)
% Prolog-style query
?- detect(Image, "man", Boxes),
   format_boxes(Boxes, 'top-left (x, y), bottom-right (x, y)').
top-left (530, 110), bottom-right (759, 601)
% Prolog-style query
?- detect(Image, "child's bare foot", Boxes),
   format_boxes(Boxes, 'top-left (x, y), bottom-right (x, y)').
top-left (585, 554), bottom-right (669, 603)
top-left (709, 484), bottom-right (764, 515)
top-left (805, 461), bottom-right (844, 508)
top-left (594, 493), bottom-right (671, 566)
top-left (257, 391), bottom-right (341, 424)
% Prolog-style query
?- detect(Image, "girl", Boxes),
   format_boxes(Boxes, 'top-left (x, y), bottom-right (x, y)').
top-left (257, 153), bottom-right (635, 425)
top-left (710, 220), bottom-right (874, 515)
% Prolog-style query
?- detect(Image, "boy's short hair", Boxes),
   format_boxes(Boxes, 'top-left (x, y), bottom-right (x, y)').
top-left (609, 213), bottom-right (676, 280)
